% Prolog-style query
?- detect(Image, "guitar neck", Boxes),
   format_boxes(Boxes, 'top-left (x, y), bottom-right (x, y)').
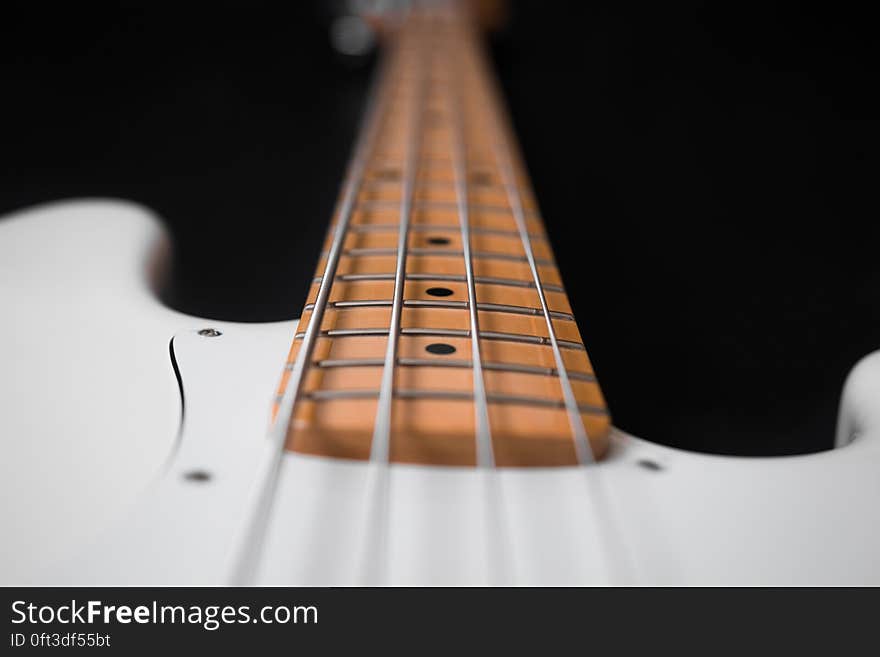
top-left (273, 5), bottom-right (610, 467)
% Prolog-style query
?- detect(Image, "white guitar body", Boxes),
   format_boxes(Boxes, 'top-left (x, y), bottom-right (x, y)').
top-left (2, 200), bottom-right (880, 586)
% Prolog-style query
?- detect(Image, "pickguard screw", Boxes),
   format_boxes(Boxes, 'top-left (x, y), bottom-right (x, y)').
top-left (183, 470), bottom-right (212, 483)
top-left (198, 328), bottom-right (222, 337)
top-left (637, 459), bottom-right (663, 472)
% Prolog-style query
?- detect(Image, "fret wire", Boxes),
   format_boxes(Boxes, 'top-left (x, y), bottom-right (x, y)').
top-left (370, 155), bottom-right (507, 170)
top-left (357, 198), bottom-right (539, 217)
top-left (369, 149), bottom-right (505, 160)
top-left (293, 327), bottom-right (586, 350)
top-left (316, 273), bottom-right (566, 293)
top-left (448, 24), bottom-right (494, 470)
top-left (302, 299), bottom-right (573, 321)
top-left (369, 34), bottom-right (430, 463)
top-left (482, 61), bottom-right (597, 465)
top-left (299, 388), bottom-right (608, 414)
top-left (309, 357), bottom-right (596, 382)
top-left (341, 247), bottom-right (553, 266)
top-left (364, 178), bottom-right (497, 189)
top-left (346, 223), bottom-right (547, 241)
top-left (362, 178), bottom-right (530, 198)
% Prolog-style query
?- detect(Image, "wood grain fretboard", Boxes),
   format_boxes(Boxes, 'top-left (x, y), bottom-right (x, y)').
top-left (273, 6), bottom-right (610, 467)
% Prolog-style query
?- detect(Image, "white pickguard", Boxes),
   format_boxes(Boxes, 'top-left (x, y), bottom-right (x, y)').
top-left (1, 200), bottom-right (879, 585)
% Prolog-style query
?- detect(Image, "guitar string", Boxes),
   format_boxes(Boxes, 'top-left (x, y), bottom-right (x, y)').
top-left (370, 29), bottom-right (430, 462)
top-left (446, 9), bottom-right (514, 586)
top-left (276, 51), bottom-right (398, 455)
top-left (447, 21), bottom-right (494, 470)
top-left (473, 30), bottom-right (637, 584)
top-left (234, 6), bottom-right (629, 586)
top-left (227, 30), bottom-right (398, 585)
top-left (360, 10), bottom-right (431, 584)
top-left (478, 55), bottom-right (596, 466)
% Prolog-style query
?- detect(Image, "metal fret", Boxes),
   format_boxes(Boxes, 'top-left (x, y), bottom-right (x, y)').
top-left (370, 155), bottom-right (502, 170)
top-left (341, 247), bottom-right (553, 265)
top-left (362, 178), bottom-right (524, 198)
top-left (315, 273), bottom-right (565, 293)
top-left (406, 358), bottom-right (595, 381)
top-left (298, 388), bottom-right (608, 415)
top-left (476, 331), bottom-right (582, 350)
top-left (293, 327), bottom-right (586, 350)
top-left (346, 223), bottom-right (546, 240)
top-left (302, 299), bottom-right (574, 321)
top-left (309, 357), bottom-right (596, 382)
top-left (474, 302), bottom-right (570, 320)
top-left (357, 198), bottom-right (539, 217)
top-left (364, 178), bottom-right (503, 190)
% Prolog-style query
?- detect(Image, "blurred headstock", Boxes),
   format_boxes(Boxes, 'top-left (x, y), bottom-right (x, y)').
top-left (328, 1), bottom-right (508, 58)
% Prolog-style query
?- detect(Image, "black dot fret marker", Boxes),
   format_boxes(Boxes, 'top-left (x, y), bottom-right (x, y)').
top-left (426, 343), bottom-right (456, 355)
top-left (426, 287), bottom-right (454, 297)
top-left (471, 171), bottom-right (493, 186)
top-left (425, 109), bottom-right (444, 126)
top-left (426, 236), bottom-right (451, 245)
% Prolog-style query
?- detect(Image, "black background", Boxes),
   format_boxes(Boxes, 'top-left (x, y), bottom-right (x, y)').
top-left (1, 1), bottom-right (877, 457)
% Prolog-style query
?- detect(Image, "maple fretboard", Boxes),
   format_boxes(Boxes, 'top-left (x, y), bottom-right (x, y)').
top-left (273, 6), bottom-right (610, 467)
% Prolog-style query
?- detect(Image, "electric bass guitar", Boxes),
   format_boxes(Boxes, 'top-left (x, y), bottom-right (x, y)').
top-left (2, 3), bottom-right (879, 585)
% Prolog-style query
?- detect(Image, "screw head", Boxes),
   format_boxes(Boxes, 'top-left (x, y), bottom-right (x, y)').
top-left (183, 469), bottom-right (212, 483)
top-left (198, 328), bottom-right (222, 337)
top-left (637, 459), bottom-right (663, 472)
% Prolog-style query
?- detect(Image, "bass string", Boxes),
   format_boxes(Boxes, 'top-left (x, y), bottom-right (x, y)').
top-left (473, 27), bottom-right (637, 584)
top-left (228, 23), bottom-right (402, 586)
top-left (360, 9), bottom-right (433, 584)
